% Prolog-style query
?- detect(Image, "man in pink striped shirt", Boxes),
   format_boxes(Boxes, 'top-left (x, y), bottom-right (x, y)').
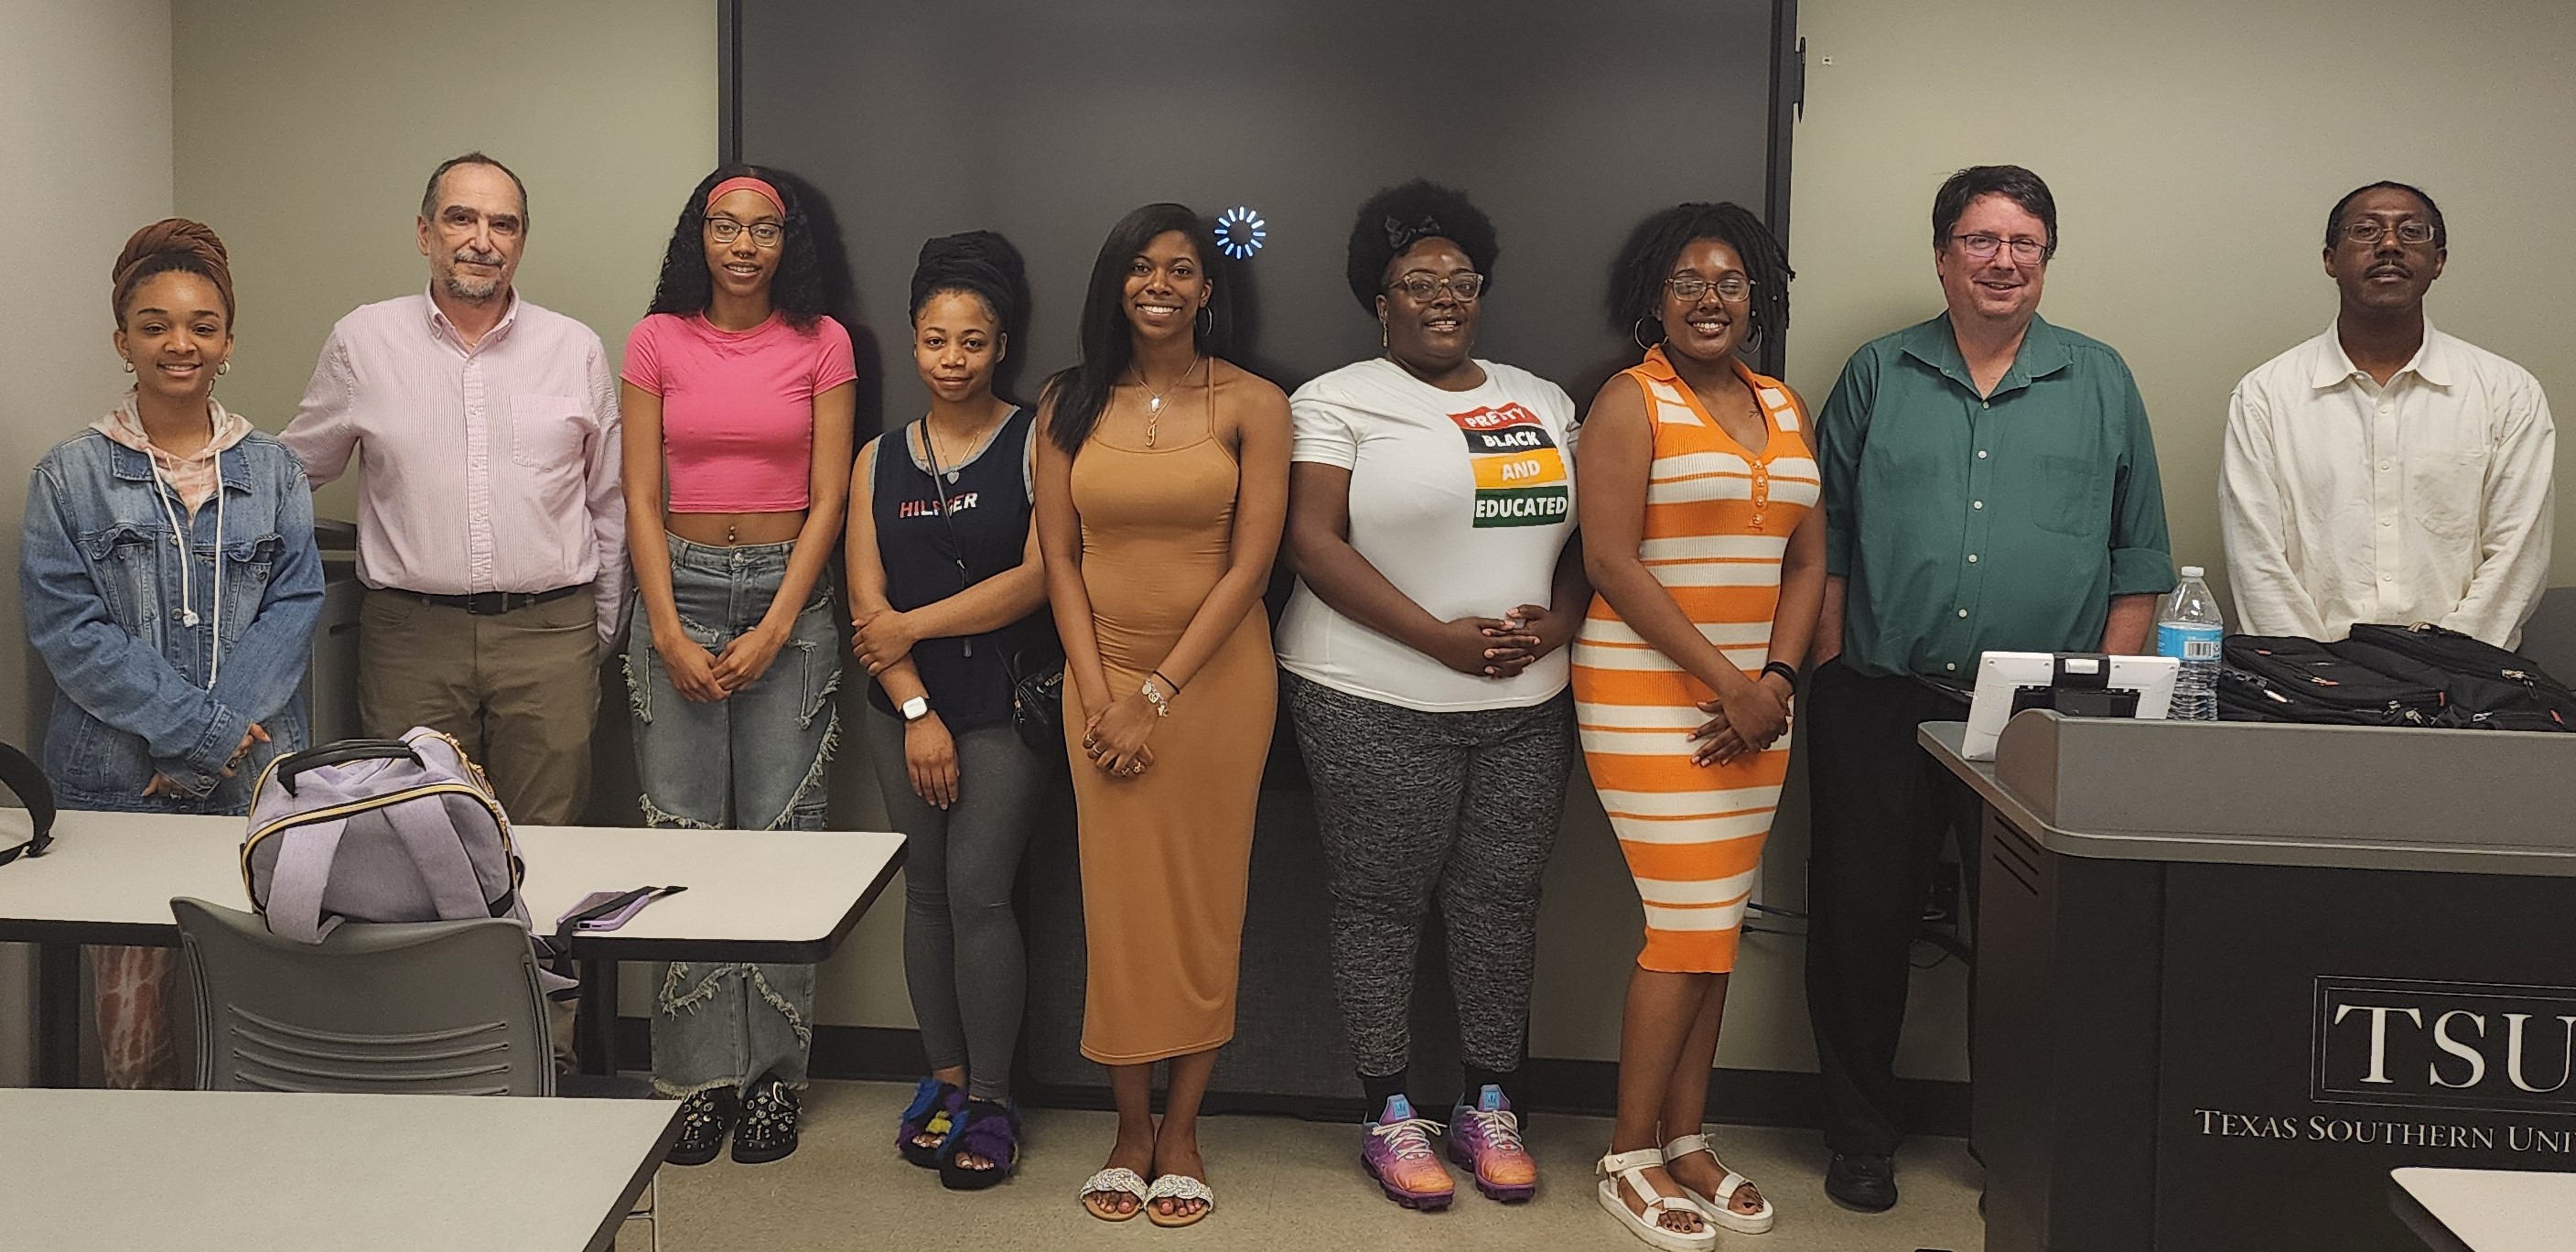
top-left (280, 152), bottom-right (625, 825)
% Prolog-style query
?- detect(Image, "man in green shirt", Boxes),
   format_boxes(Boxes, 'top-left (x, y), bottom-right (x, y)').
top-left (1805, 166), bottom-right (2175, 1213)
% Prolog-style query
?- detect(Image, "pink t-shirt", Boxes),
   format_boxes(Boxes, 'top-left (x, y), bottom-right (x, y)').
top-left (622, 311), bottom-right (857, 512)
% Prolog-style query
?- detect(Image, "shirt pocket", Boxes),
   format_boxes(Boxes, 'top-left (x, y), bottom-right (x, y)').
top-left (80, 522), bottom-right (165, 634)
top-left (219, 532), bottom-right (287, 641)
top-left (509, 394), bottom-right (589, 470)
top-left (2411, 448), bottom-right (2488, 542)
top-left (2032, 453), bottom-right (2112, 538)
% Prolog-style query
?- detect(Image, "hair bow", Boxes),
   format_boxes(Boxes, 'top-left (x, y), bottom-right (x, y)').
top-left (1383, 214), bottom-right (1444, 253)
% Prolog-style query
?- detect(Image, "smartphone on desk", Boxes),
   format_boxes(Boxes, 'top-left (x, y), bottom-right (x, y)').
top-left (557, 886), bottom-right (686, 933)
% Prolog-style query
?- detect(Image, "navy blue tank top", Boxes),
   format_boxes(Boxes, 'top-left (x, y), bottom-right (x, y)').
top-left (868, 407), bottom-right (1058, 731)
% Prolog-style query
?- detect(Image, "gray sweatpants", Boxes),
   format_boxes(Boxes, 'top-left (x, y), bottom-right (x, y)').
top-left (1288, 674), bottom-right (1577, 1079)
top-left (863, 702), bottom-right (1049, 1102)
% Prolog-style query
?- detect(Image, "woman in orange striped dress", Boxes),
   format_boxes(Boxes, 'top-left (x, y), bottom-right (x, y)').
top-left (1573, 202), bottom-right (1823, 1251)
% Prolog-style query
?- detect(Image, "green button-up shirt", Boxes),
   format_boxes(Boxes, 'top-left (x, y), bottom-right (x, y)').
top-left (1818, 313), bottom-right (2176, 681)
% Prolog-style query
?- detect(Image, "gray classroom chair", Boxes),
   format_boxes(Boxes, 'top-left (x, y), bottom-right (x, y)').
top-left (174, 897), bottom-right (556, 1096)
top-left (173, 898), bottom-right (659, 1249)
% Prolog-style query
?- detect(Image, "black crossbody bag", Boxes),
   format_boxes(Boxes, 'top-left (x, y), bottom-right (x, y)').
top-left (920, 424), bottom-right (1064, 752)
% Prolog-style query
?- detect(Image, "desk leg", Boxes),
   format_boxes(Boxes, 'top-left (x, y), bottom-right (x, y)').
top-left (577, 957), bottom-right (619, 1075)
top-left (37, 941), bottom-right (81, 1087)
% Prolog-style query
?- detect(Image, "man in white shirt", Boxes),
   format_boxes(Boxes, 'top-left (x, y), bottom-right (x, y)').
top-left (2220, 181), bottom-right (2555, 648)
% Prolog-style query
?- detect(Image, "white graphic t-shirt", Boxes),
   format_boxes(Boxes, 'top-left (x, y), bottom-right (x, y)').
top-left (1278, 357), bottom-right (1580, 712)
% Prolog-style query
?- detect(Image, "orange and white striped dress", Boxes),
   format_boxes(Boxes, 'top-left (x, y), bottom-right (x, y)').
top-left (1572, 347), bottom-right (1816, 974)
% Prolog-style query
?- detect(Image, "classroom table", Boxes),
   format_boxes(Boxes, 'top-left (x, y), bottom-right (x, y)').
top-left (2388, 1168), bottom-right (2576, 1252)
top-left (0, 808), bottom-right (905, 1085)
top-left (8, 1086), bottom-right (677, 1251)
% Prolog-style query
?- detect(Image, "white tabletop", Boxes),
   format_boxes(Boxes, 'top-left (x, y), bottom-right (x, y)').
top-left (7, 1087), bottom-right (674, 1252)
top-left (2392, 1167), bottom-right (2576, 1251)
top-left (0, 807), bottom-right (904, 961)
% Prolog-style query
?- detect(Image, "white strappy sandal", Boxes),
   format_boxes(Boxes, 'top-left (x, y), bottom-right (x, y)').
top-left (1664, 1133), bottom-right (1776, 1234)
top-left (1596, 1148), bottom-right (1717, 1251)
top-left (1078, 1166), bottom-right (1148, 1221)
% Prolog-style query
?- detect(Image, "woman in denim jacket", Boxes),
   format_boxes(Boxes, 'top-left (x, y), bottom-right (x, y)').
top-left (18, 219), bottom-right (324, 1086)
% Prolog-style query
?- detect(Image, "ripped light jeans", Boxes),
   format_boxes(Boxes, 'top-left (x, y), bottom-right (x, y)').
top-left (626, 534), bottom-right (841, 1095)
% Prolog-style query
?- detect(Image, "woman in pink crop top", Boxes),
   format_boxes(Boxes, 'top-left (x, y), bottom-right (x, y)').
top-left (618, 165), bottom-right (857, 1167)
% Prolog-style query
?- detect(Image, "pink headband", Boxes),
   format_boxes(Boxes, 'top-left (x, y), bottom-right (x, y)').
top-left (706, 176), bottom-right (785, 217)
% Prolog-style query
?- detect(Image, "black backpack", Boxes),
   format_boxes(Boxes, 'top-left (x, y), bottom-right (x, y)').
top-left (2330, 623), bottom-right (2575, 732)
top-left (2218, 635), bottom-right (2444, 727)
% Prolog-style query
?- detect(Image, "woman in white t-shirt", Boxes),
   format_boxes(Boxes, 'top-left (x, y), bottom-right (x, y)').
top-left (1278, 180), bottom-right (1588, 1214)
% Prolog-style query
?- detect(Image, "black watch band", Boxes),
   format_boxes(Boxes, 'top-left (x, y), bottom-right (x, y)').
top-left (1761, 661), bottom-right (1801, 695)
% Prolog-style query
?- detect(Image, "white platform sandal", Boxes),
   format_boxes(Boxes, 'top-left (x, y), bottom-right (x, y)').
top-left (1596, 1148), bottom-right (1717, 1252)
top-left (1664, 1133), bottom-right (1776, 1235)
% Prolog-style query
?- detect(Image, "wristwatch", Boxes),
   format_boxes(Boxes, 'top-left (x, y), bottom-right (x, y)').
top-left (900, 696), bottom-right (931, 722)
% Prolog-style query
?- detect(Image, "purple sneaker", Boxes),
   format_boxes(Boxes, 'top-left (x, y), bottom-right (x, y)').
top-left (1361, 1095), bottom-right (1455, 1211)
top-left (1448, 1085), bottom-right (1537, 1203)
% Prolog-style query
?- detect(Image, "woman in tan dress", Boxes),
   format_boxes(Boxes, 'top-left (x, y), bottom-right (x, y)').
top-left (1035, 202), bottom-right (1290, 1227)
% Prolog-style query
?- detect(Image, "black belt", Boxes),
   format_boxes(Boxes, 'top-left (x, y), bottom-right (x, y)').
top-left (392, 584), bottom-right (587, 616)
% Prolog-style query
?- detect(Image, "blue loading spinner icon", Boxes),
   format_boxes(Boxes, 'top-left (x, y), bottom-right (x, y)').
top-left (1215, 206), bottom-right (1267, 259)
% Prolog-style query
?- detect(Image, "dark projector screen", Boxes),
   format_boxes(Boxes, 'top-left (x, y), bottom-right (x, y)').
top-left (729, 0), bottom-right (1788, 431)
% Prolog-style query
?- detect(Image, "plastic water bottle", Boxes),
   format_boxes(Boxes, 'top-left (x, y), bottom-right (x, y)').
top-left (2157, 566), bottom-right (2224, 721)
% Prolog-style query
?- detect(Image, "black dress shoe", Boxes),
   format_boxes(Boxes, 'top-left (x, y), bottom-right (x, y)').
top-left (1826, 1151), bottom-right (1898, 1212)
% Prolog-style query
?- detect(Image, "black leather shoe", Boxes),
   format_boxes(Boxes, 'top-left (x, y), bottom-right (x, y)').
top-left (665, 1088), bottom-right (732, 1166)
top-left (1826, 1151), bottom-right (1898, 1212)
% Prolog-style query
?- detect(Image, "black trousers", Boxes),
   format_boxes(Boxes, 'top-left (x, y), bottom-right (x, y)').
top-left (1803, 658), bottom-right (1982, 1157)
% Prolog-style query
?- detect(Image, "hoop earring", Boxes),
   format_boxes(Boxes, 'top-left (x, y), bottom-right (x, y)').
top-left (1633, 317), bottom-right (1662, 351)
top-left (217, 361), bottom-right (230, 376)
top-left (1195, 304), bottom-right (1213, 338)
top-left (122, 360), bottom-right (135, 373)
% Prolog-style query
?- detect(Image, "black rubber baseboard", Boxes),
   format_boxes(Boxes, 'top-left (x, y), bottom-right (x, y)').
top-left (612, 1018), bottom-right (1971, 1137)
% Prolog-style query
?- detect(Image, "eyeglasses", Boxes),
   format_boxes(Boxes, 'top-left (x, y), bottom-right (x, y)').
top-left (706, 217), bottom-right (783, 248)
top-left (1387, 272), bottom-right (1485, 303)
top-left (2342, 220), bottom-right (2437, 246)
top-left (1951, 233), bottom-right (2049, 264)
top-left (1665, 275), bottom-right (1752, 304)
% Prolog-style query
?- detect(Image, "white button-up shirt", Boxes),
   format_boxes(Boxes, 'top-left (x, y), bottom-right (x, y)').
top-left (2219, 319), bottom-right (2554, 648)
top-left (280, 289), bottom-right (627, 642)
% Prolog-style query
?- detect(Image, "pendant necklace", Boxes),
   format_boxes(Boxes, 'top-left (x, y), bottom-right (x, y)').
top-left (1133, 353), bottom-right (1203, 448)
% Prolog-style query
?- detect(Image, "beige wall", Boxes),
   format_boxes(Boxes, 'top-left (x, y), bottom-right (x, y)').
top-left (0, 0), bottom-right (173, 1087)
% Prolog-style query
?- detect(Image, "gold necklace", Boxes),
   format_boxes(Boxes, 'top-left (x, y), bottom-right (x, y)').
top-left (1132, 354), bottom-right (1202, 448)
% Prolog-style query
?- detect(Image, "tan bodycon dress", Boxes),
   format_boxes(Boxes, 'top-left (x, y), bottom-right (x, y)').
top-left (1066, 415), bottom-right (1276, 1065)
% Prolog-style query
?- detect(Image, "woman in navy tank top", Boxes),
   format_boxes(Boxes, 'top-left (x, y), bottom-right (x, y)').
top-left (847, 231), bottom-right (1058, 1191)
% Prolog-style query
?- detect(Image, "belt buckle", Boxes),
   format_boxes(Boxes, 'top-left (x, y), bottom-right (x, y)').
top-left (465, 591), bottom-right (512, 615)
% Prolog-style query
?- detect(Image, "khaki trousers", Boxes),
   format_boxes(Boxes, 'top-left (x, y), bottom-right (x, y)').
top-left (357, 587), bottom-right (600, 826)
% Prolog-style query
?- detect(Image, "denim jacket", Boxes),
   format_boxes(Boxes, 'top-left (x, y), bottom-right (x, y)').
top-left (20, 427), bottom-right (324, 811)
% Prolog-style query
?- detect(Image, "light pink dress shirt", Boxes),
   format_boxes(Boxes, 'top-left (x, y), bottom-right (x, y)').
top-left (281, 289), bottom-right (627, 642)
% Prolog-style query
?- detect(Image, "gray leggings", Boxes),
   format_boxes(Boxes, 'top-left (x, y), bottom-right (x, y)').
top-left (1288, 674), bottom-right (1577, 1079)
top-left (862, 702), bottom-right (1048, 1102)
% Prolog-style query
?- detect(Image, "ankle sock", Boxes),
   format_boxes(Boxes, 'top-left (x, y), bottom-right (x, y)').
top-left (1360, 1068), bottom-right (1409, 1114)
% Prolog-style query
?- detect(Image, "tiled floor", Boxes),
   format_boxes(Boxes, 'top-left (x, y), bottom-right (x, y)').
top-left (626, 1080), bottom-right (1984, 1250)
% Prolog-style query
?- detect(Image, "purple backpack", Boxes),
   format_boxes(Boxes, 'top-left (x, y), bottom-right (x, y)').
top-left (241, 729), bottom-right (529, 942)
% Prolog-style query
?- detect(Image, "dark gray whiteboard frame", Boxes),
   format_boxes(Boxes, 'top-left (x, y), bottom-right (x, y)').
top-left (712, 0), bottom-right (1803, 377)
